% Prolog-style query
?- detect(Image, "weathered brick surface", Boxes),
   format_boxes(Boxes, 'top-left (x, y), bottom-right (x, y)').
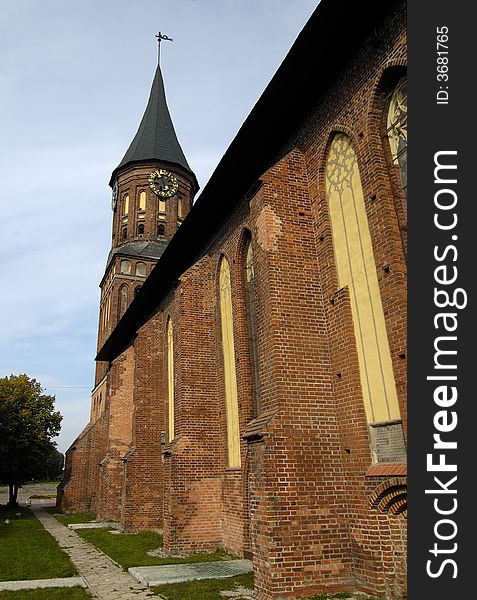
top-left (61, 2), bottom-right (408, 599)
top-left (96, 346), bottom-right (135, 522)
top-left (162, 257), bottom-right (224, 551)
top-left (122, 314), bottom-right (165, 531)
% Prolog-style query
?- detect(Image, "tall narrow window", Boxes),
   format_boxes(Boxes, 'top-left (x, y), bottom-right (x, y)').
top-left (244, 238), bottom-right (261, 416)
top-left (177, 197), bottom-right (185, 219)
top-left (167, 318), bottom-right (175, 441)
top-left (137, 223), bottom-right (144, 236)
top-left (139, 191), bottom-right (146, 211)
top-left (326, 133), bottom-right (401, 425)
top-left (159, 199), bottom-right (166, 214)
top-left (219, 256), bottom-right (241, 467)
top-left (119, 285), bottom-right (128, 318)
top-left (386, 77), bottom-right (407, 193)
top-left (157, 223), bottom-right (165, 237)
top-left (123, 194), bottom-right (129, 216)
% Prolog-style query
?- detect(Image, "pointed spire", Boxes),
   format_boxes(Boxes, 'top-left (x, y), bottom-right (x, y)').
top-left (110, 64), bottom-right (196, 187)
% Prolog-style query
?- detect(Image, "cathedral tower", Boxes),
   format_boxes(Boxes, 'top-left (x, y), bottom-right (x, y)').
top-left (93, 57), bottom-right (198, 392)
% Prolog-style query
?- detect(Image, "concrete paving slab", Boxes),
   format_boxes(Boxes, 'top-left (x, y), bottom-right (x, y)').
top-left (0, 576), bottom-right (86, 591)
top-left (68, 521), bottom-right (121, 530)
top-left (129, 559), bottom-right (253, 586)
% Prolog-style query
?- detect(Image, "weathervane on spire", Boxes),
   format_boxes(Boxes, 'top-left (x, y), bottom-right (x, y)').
top-left (156, 31), bottom-right (173, 64)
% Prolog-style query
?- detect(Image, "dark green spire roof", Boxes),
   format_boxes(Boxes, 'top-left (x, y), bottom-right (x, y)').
top-left (110, 65), bottom-right (196, 186)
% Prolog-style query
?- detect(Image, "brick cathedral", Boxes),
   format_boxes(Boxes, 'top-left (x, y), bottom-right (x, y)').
top-left (59, 0), bottom-right (408, 597)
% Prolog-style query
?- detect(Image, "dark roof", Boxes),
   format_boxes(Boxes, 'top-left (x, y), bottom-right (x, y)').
top-left (110, 65), bottom-right (196, 187)
top-left (105, 240), bottom-right (169, 270)
top-left (96, 0), bottom-right (402, 362)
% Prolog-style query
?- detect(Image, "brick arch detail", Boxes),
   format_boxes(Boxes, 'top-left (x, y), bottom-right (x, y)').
top-left (369, 476), bottom-right (407, 515)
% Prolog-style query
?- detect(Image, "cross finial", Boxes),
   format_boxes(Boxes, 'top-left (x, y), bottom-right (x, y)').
top-left (155, 31), bottom-right (173, 64)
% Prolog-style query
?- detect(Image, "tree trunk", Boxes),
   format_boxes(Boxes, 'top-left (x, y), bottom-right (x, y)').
top-left (7, 482), bottom-right (19, 507)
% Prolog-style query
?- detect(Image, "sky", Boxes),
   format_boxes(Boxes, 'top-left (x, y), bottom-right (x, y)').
top-left (0, 0), bottom-right (319, 453)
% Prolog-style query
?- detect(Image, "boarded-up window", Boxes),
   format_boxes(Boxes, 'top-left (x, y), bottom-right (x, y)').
top-left (167, 318), bottom-right (175, 441)
top-left (325, 133), bottom-right (401, 425)
top-left (219, 256), bottom-right (241, 467)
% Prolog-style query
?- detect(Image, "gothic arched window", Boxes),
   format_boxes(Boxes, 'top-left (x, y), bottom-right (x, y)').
top-left (219, 256), bottom-right (241, 467)
top-left (157, 223), bottom-right (165, 237)
top-left (119, 285), bottom-right (128, 318)
top-left (139, 191), bottom-right (146, 211)
top-left (386, 76), bottom-right (407, 194)
top-left (244, 237), bottom-right (261, 416)
top-left (177, 197), bottom-right (185, 220)
top-left (137, 223), bottom-right (145, 236)
top-left (167, 317), bottom-right (175, 441)
top-left (325, 133), bottom-right (401, 425)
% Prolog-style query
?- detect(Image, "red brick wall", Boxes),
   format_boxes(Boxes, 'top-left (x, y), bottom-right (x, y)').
top-left (96, 346), bottom-right (135, 521)
top-left (121, 314), bottom-right (165, 531)
top-left (162, 259), bottom-right (224, 551)
top-left (58, 425), bottom-right (93, 513)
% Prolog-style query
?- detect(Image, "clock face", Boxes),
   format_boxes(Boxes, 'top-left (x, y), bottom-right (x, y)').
top-left (111, 180), bottom-right (119, 211)
top-left (148, 169), bottom-right (178, 198)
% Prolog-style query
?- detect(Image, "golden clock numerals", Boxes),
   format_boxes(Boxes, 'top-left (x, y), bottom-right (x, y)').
top-left (149, 169), bottom-right (178, 198)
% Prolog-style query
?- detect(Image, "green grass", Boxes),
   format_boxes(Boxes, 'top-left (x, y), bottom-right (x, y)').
top-left (44, 508), bottom-right (96, 526)
top-left (0, 506), bottom-right (77, 582)
top-left (0, 587), bottom-right (91, 599)
top-left (151, 572), bottom-right (254, 600)
top-left (76, 528), bottom-right (235, 569)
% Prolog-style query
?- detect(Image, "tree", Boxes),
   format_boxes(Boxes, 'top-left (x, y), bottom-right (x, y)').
top-left (0, 374), bottom-right (62, 507)
top-left (46, 448), bottom-right (65, 481)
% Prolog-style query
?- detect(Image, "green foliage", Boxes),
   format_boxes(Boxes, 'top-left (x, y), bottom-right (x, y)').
top-left (0, 374), bottom-right (62, 505)
top-left (76, 527), bottom-right (234, 569)
top-left (46, 448), bottom-right (65, 480)
top-left (151, 572), bottom-right (254, 600)
top-left (0, 506), bottom-right (77, 581)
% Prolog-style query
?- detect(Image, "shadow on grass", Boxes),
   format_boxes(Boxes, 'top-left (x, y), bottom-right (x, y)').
top-left (151, 572), bottom-right (254, 600)
top-left (43, 508), bottom-right (96, 526)
top-left (0, 587), bottom-right (91, 599)
top-left (76, 527), bottom-right (235, 570)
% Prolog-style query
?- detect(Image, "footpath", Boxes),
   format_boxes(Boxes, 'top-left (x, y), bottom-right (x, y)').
top-left (1, 503), bottom-right (254, 599)
top-left (32, 505), bottom-right (156, 599)
top-left (0, 505), bottom-right (155, 599)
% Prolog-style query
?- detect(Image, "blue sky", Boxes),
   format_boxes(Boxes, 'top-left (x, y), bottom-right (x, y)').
top-left (0, 0), bottom-right (318, 453)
